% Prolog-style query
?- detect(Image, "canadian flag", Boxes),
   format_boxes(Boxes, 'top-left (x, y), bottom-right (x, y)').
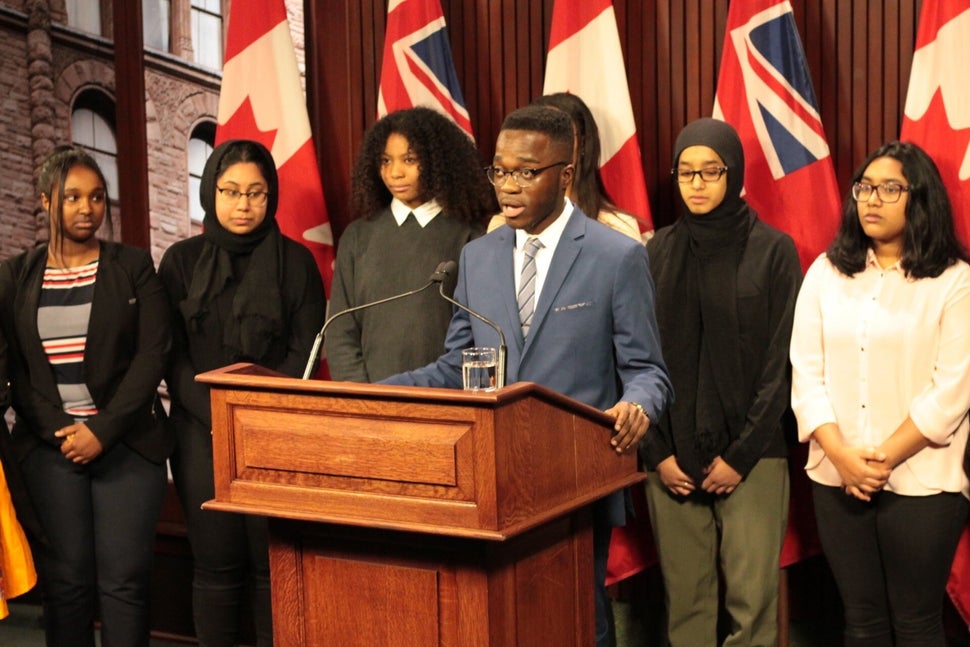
top-left (901, 2), bottom-right (970, 623)
top-left (216, 0), bottom-right (334, 296)
top-left (901, 2), bottom-right (970, 245)
top-left (543, 0), bottom-right (653, 233)
top-left (378, 0), bottom-right (473, 138)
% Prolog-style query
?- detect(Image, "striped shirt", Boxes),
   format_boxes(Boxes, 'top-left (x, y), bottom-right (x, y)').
top-left (38, 260), bottom-right (99, 419)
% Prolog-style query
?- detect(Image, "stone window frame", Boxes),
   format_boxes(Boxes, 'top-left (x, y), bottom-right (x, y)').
top-left (188, 121), bottom-right (216, 223)
top-left (70, 88), bottom-right (119, 202)
top-left (190, 0), bottom-right (223, 70)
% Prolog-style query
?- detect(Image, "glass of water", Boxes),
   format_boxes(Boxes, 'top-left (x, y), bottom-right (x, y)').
top-left (461, 347), bottom-right (497, 391)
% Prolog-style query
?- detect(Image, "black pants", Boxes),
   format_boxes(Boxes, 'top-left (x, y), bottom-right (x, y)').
top-left (22, 441), bottom-right (166, 647)
top-left (812, 483), bottom-right (969, 647)
top-left (594, 519), bottom-right (613, 647)
top-left (170, 416), bottom-right (272, 647)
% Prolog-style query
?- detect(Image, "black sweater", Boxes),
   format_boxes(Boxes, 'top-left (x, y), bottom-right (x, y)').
top-left (325, 208), bottom-right (481, 382)
top-left (642, 219), bottom-right (802, 477)
top-left (158, 234), bottom-right (325, 429)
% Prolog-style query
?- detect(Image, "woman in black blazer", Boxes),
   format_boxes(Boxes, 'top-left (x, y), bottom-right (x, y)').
top-left (0, 146), bottom-right (170, 647)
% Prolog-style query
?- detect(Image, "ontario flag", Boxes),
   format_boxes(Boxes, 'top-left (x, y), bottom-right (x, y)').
top-left (901, 3), bottom-right (970, 623)
top-left (378, 0), bottom-right (473, 138)
top-left (543, 0), bottom-right (653, 234)
top-left (715, 0), bottom-right (840, 568)
top-left (216, 0), bottom-right (334, 296)
top-left (714, 0), bottom-right (840, 272)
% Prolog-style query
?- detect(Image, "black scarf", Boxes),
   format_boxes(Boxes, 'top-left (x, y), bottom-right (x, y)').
top-left (656, 119), bottom-right (757, 480)
top-left (179, 140), bottom-right (285, 363)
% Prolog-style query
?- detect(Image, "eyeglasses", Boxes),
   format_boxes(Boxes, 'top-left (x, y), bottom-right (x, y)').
top-left (851, 182), bottom-right (910, 204)
top-left (217, 186), bottom-right (269, 206)
top-left (485, 162), bottom-right (569, 188)
top-left (672, 167), bottom-right (728, 184)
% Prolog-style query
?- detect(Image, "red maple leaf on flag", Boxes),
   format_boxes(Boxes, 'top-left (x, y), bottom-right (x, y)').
top-left (901, 3), bottom-right (970, 248)
top-left (902, 92), bottom-right (970, 242)
top-left (217, 0), bottom-right (334, 296)
top-left (220, 97), bottom-right (279, 158)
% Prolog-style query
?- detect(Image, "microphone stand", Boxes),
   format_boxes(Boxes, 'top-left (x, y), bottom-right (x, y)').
top-left (302, 280), bottom-right (437, 380)
top-left (436, 283), bottom-right (507, 389)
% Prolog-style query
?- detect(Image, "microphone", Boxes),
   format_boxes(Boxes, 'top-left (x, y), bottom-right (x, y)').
top-left (302, 266), bottom-right (446, 380)
top-left (431, 261), bottom-right (507, 389)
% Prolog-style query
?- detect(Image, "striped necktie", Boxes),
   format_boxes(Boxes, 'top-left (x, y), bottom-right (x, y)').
top-left (517, 237), bottom-right (543, 337)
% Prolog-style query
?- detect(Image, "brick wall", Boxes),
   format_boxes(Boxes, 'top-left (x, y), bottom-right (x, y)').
top-left (0, 13), bottom-right (43, 256)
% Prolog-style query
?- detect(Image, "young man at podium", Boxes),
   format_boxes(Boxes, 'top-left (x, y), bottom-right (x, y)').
top-left (381, 104), bottom-right (672, 647)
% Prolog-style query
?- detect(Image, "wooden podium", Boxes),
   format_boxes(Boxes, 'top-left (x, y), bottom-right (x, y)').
top-left (197, 363), bottom-right (644, 647)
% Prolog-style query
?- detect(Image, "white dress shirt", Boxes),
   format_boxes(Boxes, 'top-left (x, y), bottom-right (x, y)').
top-left (390, 197), bottom-right (442, 227)
top-left (790, 251), bottom-right (970, 497)
top-left (513, 198), bottom-right (574, 306)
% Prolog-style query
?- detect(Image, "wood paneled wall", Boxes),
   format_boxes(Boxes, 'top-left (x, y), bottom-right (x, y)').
top-left (307, 0), bottom-right (921, 238)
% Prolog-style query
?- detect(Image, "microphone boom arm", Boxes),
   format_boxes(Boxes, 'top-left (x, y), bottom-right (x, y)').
top-left (302, 280), bottom-right (436, 380)
top-left (437, 283), bottom-right (507, 390)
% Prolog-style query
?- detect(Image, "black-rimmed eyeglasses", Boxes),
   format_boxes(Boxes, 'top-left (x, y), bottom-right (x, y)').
top-left (485, 162), bottom-right (569, 188)
top-left (216, 186), bottom-right (270, 206)
top-left (851, 182), bottom-right (910, 204)
top-left (672, 167), bottom-right (728, 184)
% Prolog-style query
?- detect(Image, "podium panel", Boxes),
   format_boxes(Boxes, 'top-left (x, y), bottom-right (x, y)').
top-left (268, 514), bottom-right (593, 647)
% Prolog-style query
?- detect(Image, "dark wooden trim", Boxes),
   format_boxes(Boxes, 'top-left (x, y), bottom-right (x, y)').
top-left (112, 0), bottom-right (150, 249)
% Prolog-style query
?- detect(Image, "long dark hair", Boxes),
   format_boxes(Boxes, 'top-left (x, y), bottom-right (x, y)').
top-left (37, 145), bottom-right (112, 258)
top-left (350, 107), bottom-right (496, 223)
top-left (827, 140), bottom-right (968, 279)
top-left (531, 93), bottom-right (618, 219)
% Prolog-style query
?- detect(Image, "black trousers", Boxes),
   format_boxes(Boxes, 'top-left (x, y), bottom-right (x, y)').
top-left (170, 415), bottom-right (272, 647)
top-left (812, 483), bottom-right (969, 647)
top-left (22, 441), bottom-right (166, 647)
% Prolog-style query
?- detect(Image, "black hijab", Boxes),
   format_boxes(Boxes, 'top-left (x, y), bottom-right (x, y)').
top-left (656, 118), bottom-right (757, 480)
top-left (180, 139), bottom-right (285, 363)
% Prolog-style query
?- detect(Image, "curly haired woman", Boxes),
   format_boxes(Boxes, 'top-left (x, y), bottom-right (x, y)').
top-left (325, 107), bottom-right (496, 382)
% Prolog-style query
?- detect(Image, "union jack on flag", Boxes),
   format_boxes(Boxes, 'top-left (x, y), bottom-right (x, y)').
top-left (714, 0), bottom-right (840, 271)
top-left (378, 0), bottom-right (473, 138)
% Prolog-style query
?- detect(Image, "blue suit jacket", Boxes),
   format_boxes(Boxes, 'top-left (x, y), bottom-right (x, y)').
top-left (384, 207), bottom-right (673, 523)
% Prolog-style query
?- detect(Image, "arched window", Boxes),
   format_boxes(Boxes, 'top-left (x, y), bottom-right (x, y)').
top-left (143, 0), bottom-right (171, 52)
top-left (70, 91), bottom-right (119, 201)
top-left (188, 123), bottom-right (215, 223)
top-left (66, 0), bottom-right (102, 35)
top-left (191, 0), bottom-right (223, 69)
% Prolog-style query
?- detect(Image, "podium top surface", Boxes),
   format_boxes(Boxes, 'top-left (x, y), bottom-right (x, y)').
top-left (197, 362), bottom-right (615, 426)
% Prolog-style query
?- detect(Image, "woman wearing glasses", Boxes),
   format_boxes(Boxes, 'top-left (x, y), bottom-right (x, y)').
top-left (791, 141), bottom-right (970, 646)
top-left (642, 118), bottom-right (801, 646)
top-left (158, 139), bottom-right (325, 646)
top-left (325, 107), bottom-right (494, 382)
